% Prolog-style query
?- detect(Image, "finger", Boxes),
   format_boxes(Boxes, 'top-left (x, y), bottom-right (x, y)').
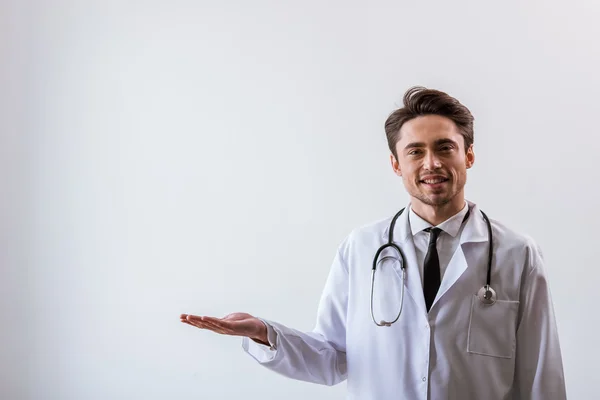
top-left (208, 318), bottom-right (255, 337)
top-left (202, 316), bottom-right (237, 330)
top-left (200, 318), bottom-right (244, 336)
top-left (185, 316), bottom-right (231, 334)
top-left (184, 317), bottom-right (217, 331)
top-left (182, 320), bottom-right (223, 334)
top-left (183, 316), bottom-right (245, 337)
top-left (198, 319), bottom-right (234, 335)
top-left (183, 315), bottom-right (243, 336)
top-left (182, 314), bottom-right (202, 320)
top-left (185, 315), bottom-right (229, 330)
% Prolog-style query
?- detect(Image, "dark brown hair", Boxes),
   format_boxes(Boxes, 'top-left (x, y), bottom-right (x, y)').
top-left (384, 86), bottom-right (474, 159)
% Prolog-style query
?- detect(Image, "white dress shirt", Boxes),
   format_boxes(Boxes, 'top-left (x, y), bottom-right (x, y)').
top-left (409, 201), bottom-right (469, 286)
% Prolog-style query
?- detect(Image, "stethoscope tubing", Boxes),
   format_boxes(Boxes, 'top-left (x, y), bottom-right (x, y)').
top-left (371, 207), bottom-right (495, 327)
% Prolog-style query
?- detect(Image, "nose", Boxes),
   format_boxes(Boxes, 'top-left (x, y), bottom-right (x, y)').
top-left (423, 151), bottom-right (442, 170)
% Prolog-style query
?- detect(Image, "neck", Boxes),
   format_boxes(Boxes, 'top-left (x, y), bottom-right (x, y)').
top-left (411, 196), bottom-right (466, 226)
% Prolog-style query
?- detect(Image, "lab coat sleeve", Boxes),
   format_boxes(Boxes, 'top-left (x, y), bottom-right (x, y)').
top-left (241, 245), bottom-right (349, 386)
top-left (513, 244), bottom-right (567, 399)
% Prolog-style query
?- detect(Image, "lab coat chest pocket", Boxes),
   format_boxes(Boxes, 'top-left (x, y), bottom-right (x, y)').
top-left (467, 295), bottom-right (519, 359)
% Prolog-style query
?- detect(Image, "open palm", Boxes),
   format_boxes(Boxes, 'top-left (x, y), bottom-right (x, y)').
top-left (180, 312), bottom-right (268, 345)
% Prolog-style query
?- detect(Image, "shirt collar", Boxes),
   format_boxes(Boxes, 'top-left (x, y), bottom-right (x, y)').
top-left (409, 201), bottom-right (469, 238)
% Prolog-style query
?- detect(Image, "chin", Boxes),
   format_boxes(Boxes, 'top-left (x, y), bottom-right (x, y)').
top-left (427, 198), bottom-right (452, 207)
top-left (414, 192), bottom-right (454, 206)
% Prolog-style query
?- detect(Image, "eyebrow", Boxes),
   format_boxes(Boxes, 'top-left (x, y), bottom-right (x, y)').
top-left (404, 138), bottom-right (458, 150)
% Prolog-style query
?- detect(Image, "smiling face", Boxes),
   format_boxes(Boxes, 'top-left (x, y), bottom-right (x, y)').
top-left (391, 114), bottom-right (475, 211)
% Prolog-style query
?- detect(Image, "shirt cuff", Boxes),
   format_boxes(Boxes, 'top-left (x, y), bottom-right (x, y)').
top-left (262, 319), bottom-right (277, 350)
top-left (241, 319), bottom-right (278, 363)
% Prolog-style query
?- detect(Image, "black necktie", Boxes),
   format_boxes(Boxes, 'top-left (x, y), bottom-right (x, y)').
top-left (423, 227), bottom-right (442, 312)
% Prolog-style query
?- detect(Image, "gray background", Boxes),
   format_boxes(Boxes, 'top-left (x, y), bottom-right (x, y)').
top-left (2, 0), bottom-right (597, 398)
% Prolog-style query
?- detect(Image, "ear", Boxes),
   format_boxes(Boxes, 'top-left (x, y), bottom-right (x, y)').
top-left (390, 154), bottom-right (402, 177)
top-left (465, 144), bottom-right (475, 169)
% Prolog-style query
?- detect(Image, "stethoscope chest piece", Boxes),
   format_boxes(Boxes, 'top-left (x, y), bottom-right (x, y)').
top-left (477, 285), bottom-right (497, 305)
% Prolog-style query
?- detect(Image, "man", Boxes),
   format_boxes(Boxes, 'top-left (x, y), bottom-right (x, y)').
top-left (181, 87), bottom-right (566, 399)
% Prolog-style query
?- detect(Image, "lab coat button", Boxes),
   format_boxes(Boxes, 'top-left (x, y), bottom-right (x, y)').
top-left (422, 377), bottom-right (426, 382)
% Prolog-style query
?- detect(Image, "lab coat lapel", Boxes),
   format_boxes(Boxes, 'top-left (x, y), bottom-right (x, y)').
top-left (432, 245), bottom-right (468, 308)
top-left (431, 202), bottom-right (488, 309)
top-left (384, 206), bottom-right (427, 314)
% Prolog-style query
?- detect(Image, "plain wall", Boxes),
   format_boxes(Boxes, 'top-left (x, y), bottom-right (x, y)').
top-left (2, 0), bottom-right (599, 398)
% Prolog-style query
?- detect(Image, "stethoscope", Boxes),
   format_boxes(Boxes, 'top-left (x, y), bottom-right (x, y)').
top-left (370, 207), bottom-right (496, 327)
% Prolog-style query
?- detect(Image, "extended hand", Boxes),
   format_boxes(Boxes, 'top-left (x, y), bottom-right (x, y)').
top-left (180, 312), bottom-right (269, 346)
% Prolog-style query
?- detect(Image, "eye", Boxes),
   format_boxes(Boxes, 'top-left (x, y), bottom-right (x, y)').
top-left (440, 145), bottom-right (453, 152)
top-left (408, 149), bottom-right (422, 156)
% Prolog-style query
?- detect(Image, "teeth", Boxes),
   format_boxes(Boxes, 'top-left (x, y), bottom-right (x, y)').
top-left (423, 178), bottom-right (446, 184)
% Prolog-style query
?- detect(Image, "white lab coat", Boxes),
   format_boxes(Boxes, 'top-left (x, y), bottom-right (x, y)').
top-left (242, 201), bottom-right (566, 399)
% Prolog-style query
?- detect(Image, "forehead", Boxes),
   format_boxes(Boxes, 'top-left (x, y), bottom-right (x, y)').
top-left (397, 115), bottom-right (462, 145)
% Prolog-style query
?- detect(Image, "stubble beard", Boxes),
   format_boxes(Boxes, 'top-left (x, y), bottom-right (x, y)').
top-left (414, 191), bottom-right (455, 207)
top-left (412, 178), bottom-right (465, 208)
